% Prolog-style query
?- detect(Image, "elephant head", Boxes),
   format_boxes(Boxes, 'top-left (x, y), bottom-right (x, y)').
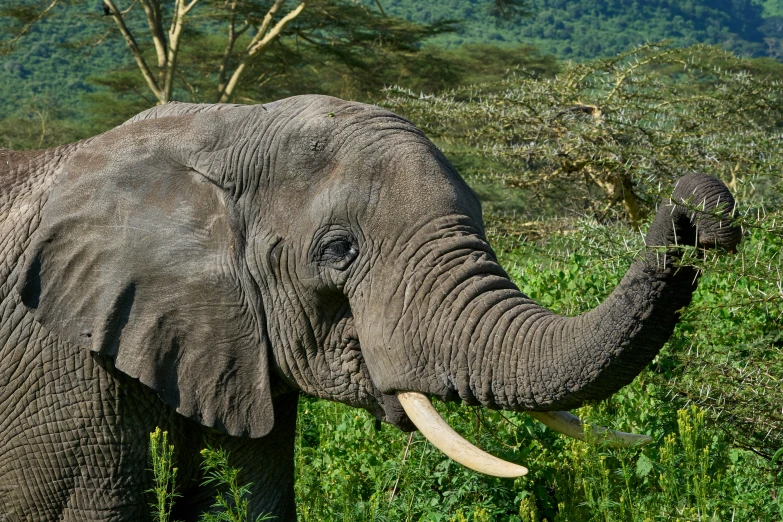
top-left (17, 95), bottom-right (741, 477)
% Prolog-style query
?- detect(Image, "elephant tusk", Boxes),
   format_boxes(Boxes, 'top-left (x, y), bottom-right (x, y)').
top-left (527, 411), bottom-right (653, 447)
top-left (396, 391), bottom-right (528, 478)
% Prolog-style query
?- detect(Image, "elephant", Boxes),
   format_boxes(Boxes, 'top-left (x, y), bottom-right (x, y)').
top-left (0, 95), bottom-right (741, 521)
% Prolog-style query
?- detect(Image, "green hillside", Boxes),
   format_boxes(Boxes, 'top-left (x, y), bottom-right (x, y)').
top-left (0, 3), bottom-right (138, 116)
top-left (378, 0), bottom-right (782, 59)
top-left (1, 0), bottom-right (782, 146)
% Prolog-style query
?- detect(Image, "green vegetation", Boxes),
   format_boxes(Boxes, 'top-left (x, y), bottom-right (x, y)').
top-left (0, 1), bottom-right (130, 113)
top-left (765, 0), bottom-right (783, 17)
top-left (148, 432), bottom-right (274, 522)
top-left (199, 446), bottom-right (274, 522)
top-left (145, 131), bottom-right (782, 519)
top-left (376, 0), bottom-right (783, 60)
top-left (148, 428), bottom-right (180, 522)
top-left (295, 392), bottom-right (781, 520)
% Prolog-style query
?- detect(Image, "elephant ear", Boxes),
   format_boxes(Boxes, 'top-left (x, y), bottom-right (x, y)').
top-left (16, 109), bottom-right (274, 438)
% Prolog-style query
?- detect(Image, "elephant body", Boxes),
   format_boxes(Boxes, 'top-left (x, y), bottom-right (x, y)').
top-left (0, 147), bottom-right (298, 519)
top-left (0, 96), bottom-right (740, 521)
top-left (0, 310), bottom-right (299, 519)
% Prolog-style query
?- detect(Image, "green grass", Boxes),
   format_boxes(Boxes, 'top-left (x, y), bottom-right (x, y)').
top-left (293, 390), bottom-right (779, 521)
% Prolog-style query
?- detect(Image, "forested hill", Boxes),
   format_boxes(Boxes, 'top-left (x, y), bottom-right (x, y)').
top-left (380, 0), bottom-right (783, 60)
top-left (1, 0), bottom-right (782, 148)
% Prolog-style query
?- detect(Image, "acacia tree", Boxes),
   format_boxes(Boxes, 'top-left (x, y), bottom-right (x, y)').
top-left (0, 0), bottom-right (303, 104)
top-left (2, 0), bottom-right (529, 106)
top-left (100, 0), bottom-right (310, 104)
top-left (1, 0), bottom-right (450, 105)
top-left (385, 43), bottom-right (783, 227)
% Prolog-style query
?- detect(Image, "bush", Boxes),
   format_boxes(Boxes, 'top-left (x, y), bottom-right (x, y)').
top-left (384, 43), bottom-right (783, 227)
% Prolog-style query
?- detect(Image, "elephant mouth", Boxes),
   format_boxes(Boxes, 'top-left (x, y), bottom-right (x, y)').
top-left (348, 339), bottom-right (651, 478)
top-left (358, 353), bottom-right (416, 432)
top-left (336, 335), bottom-right (415, 431)
top-left (379, 393), bottom-right (417, 432)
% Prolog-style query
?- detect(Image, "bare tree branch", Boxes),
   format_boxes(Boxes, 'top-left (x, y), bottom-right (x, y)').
top-left (163, 0), bottom-right (200, 103)
top-left (217, 0), bottom-right (241, 96)
top-left (103, 0), bottom-right (163, 102)
top-left (219, 1), bottom-right (306, 103)
top-left (256, 0), bottom-right (289, 40)
top-left (247, 0), bottom-right (305, 56)
top-left (139, 0), bottom-right (168, 68)
top-left (2, 0), bottom-right (60, 51)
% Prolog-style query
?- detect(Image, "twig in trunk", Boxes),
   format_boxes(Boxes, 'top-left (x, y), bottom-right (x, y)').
top-left (389, 432), bottom-right (414, 502)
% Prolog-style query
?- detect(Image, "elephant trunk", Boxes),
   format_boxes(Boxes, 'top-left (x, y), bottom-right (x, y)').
top-left (451, 173), bottom-right (739, 412)
top-left (459, 248), bottom-right (695, 411)
top-left (385, 174), bottom-right (739, 475)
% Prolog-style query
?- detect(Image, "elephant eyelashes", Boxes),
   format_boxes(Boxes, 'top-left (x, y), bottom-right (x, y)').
top-left (320, 238), bottom-right (359, 271)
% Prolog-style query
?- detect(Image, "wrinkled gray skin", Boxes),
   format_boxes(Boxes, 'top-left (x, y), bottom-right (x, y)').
top-left (0, 95), bottom-right (740, 520)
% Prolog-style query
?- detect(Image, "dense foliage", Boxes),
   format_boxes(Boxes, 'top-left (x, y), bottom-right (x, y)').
top-left (0, 1), bottom-right (129, 112)
top-left (385, 43), bottom-right (783, 226)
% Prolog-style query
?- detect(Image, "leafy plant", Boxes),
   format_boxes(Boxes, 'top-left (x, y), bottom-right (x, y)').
top-left (199, 446), bottom-right (274, 522)
top-left (148, 430), bottom-right (274, 521)
top-left (148, 428), bottom-right (181, 522)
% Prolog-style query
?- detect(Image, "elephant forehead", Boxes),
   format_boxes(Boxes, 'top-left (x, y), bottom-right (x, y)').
top-left (295, 138), bottom-right (481, 237)
top-left (268, 109), bottom-right (411, 178)
top-left (254, 96), bottom-right (482, 231)
top-left (307, 178), bottom-right (375, 222)
top-left (367, 144), bottom-right (483, 232)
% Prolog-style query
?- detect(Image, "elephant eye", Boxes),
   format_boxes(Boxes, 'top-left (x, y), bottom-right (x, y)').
top-left (321, 238), bottom-right (358, 270)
